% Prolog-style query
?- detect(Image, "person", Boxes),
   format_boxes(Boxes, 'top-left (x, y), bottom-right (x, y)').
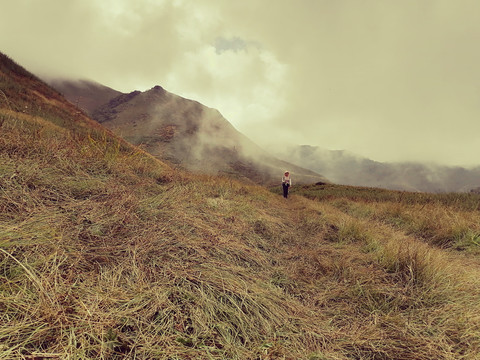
top-left (282, 171), bottom-right (292, 198)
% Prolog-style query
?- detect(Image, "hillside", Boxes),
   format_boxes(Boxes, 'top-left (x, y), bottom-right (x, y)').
top-left (1, 52), bottom-right (480, 359)
top-left (268, 144), bottom-right (480, 193)
top-left (52, 79), bottom-right (327, 186)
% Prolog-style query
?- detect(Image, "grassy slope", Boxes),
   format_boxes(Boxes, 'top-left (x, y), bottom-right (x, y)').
top-left (1, 55), bottom-right (480, 359)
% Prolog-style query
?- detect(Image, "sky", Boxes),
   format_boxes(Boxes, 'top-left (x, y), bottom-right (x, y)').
top-left (1, 0), bottom-right (480, 167)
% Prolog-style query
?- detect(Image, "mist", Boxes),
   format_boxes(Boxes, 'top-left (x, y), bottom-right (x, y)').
top-left (2, 0), bottom-right (480, 167)
top-left (267, 144), bottom-right (480, 193)
top-left (58, 78), bottom-right (324, 185)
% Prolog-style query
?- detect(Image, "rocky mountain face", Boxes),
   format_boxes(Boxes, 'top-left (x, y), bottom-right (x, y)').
top-left (52, 80), bottom-right (327, 185)
top-left (270, 145), bottom-right (480, 193)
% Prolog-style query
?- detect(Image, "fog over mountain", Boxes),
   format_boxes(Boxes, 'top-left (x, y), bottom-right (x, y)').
top-left (3, 1), bottom-right (480, 168)
top-left (50, 78), bottom-right (479, 193)
top-left (269, 145), bottom-right (480, 193)
top-left (51, 79), bottom-right (327, 185)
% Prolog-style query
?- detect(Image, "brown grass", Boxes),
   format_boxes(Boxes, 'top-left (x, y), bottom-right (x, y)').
top-left (1, 103), bottom-right (480, 359)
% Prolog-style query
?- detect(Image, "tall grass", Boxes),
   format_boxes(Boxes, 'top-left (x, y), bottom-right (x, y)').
top-left (293, 183), bottom-right (480, 254)
top-left (301, 197), bottom-right (480, 359)
top-left (294, 183), bottom-right (480, 211)
top-left (1, 108), bottom-right (480, 359)
top-left (0, 112), bottom-right (333, 359)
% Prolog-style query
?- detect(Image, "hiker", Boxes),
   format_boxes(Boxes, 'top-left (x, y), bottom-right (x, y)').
top-left (282, 171), bottom-right (292, 198)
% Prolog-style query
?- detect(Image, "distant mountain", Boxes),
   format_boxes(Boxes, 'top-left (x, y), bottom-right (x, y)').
top-left (49, 79), bottom-right (122, 115)
top-left (269, 145), bottom-right (480, 193)
top-left (52, 80), bottom-right (327, 185)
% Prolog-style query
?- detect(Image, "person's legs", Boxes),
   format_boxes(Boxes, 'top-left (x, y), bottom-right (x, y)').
top-left (282, 184), bottom-right (289, 198)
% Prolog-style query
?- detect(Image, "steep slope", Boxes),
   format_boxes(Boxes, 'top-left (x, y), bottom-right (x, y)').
top-left (53, 80), bottom-right (327, 185)
top-left (0, 55), bottom-right (131, 153)
top-left (270, 144), bottom-right (480, 193)
top-left (2, 52), bottom-right (480, 359)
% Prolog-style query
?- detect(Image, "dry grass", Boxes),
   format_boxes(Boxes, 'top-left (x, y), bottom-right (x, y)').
top-left (1, 94), bottom-right (480, 358)
top-left (0, 113), bottom-right (332, 359)
top-left (295, 184), bottom-right (480, 254)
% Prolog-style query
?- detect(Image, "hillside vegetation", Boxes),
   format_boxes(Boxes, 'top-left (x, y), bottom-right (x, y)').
top-left (1, 53), bottom-right (480, 359)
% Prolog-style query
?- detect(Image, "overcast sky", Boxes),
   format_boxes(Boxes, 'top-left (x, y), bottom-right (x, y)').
top-left (1, 0), bottom-right (480, 166)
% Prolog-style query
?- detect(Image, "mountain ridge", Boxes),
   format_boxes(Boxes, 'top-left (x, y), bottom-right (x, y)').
top-left (269, 144), bottom-right (480, 193)
top-left (50, 78), bottom-right (479, 193)
top-left (51, 79), bottom-right (328, 185)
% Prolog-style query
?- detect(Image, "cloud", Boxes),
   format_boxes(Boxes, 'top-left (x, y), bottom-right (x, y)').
top-left (162, 36), bottom-right (288, 138)
top-left (211, 0), bottom-right (480, 166)
top-left (1, 0), bottom-right (480, 166)
top-left (214, 37), bottom-right (248, 54)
